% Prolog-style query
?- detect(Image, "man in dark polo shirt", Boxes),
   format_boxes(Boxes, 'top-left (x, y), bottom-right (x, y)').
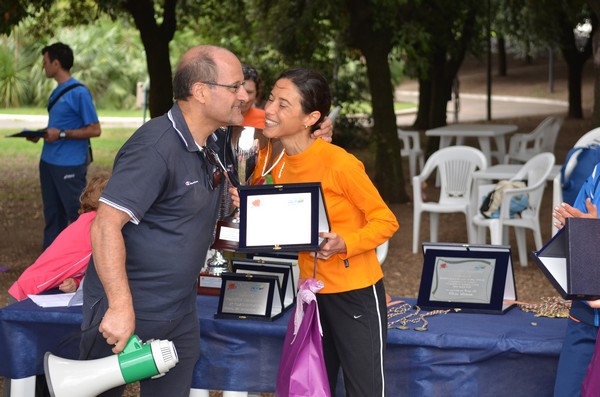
top-left (80, 45), bottom-right (249, 397)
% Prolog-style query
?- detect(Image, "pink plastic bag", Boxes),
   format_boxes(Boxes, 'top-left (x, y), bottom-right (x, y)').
top-left (275, 279), bottom-right (331, 397)
top-left (581, 329), bottom-right (600, 396)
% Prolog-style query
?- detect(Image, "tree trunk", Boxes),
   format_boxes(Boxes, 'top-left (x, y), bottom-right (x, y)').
top-left (497, 35), bottom-right (507, 77)
top-left (344, 0), bottom-right (408, 203)
top-left (413, 78), bottom-right (431, 130)
top-left (566, 58), bottom-right (584, 119)
top-left (363, 44), bottom-right (408, 203)
top-left (125, 0), bottom-right (177, 118)
top-left (556, 8), bottom-right (592, 120)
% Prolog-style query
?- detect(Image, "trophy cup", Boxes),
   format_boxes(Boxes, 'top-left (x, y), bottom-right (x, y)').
top-left (198, 126), bottom-right (263, 295)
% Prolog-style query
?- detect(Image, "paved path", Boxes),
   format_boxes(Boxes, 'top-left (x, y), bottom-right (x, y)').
top-left (0, 91), bottom-right (568, 131)
top-left (0, 114), bottom-right (145, 130)
top-left (394, 90), bottom-right (568, 126)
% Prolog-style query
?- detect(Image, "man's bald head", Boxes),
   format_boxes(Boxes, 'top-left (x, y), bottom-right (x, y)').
top-left (173, 45), bottom-right (240, 100)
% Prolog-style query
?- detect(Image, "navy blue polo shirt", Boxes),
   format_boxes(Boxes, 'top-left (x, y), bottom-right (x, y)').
top-left (87, 103), bottom-right (222, 320)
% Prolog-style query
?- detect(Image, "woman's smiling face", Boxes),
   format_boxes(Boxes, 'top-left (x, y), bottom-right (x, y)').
top-left (263, 78), bottom-right (308, 139)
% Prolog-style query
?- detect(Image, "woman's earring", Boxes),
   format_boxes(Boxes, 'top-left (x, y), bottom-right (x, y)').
top-left (304, 125), bottom-right (308, 129)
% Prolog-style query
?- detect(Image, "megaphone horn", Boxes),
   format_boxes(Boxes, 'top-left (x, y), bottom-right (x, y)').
top-left (44, 335), bottom-right (178, 397)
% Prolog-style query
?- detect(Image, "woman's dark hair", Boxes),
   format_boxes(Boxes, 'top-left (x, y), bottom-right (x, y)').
top-left (242, 64), bottom-right (261, 94)
top-left (276, 68), bottom-right (331, 132)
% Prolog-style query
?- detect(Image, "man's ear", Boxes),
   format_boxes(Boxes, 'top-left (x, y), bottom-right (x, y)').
top-left (191, 82), bottom-right (207, 103)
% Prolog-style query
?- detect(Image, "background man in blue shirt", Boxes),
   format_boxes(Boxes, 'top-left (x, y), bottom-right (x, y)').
top-left (30, 42), bottom-right (101, 249)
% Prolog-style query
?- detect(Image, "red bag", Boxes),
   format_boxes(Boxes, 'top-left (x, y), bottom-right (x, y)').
top-left (275, 279), bottom-right (331, 397)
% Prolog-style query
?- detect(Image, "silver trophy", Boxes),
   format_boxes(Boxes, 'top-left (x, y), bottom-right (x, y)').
top-left (200, 127), bottom-right (263, 292)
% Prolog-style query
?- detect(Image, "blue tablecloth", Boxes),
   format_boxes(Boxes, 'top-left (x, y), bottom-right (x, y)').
top-left (0, 296), bottom-right (567, 397)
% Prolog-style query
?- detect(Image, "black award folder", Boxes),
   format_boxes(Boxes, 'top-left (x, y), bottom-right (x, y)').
top-left (214, 272), bottom-right (284, 321)
top-left (6, 128), bottom-right (46, 138)
top-left (231, 259), bottom-right (295, 310)
top-left (533, 217), bottom-right (600, 300)
top-left (417, 243), bottom-right (517, 314)
top-left (237, 182), bottom-right (330, 253)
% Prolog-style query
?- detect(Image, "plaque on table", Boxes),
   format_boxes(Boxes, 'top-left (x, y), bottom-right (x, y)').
top-left (232, 258), bottom-right (295, 309)
top-left (214, 272), bottom-right (284, 321)
top-left (237, 183), bottom-right (330, 253)
top-left (253, 254), bottom-right (300, 297)
top-left (417, 243), bottom-right (517, 314)
top-left (533, 217), bottom-right (600, 300)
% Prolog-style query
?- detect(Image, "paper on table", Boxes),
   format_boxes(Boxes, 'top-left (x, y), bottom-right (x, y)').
top-left (28, 292), bottom-right (82, 308)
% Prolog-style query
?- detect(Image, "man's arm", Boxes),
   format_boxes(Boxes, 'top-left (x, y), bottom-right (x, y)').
top-left (90, 202), bottom-right (135, 354)
top-left (45, 122), bottom-right (101, 143)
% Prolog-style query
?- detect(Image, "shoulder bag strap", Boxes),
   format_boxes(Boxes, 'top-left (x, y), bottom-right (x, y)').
top-left (47, 83), bottom-right (85, 112)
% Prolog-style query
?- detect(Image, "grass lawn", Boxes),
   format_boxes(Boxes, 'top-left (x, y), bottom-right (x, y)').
top-left (0, 127), bottom-right (134, 170)
top-left (0, 107), bottom-right (144, 118)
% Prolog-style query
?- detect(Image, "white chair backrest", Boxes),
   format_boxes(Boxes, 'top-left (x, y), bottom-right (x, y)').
top-left (562, 127), bottom-right (600, 180)
top-left (397, 129), bottom-right (420, 155)
top-left (524, 116), bottom-right (556, 150)
top-left (540, 116), bottom-right (564, 153)
top-left (376, 241), bottom-right (389, 265)
top-left (512, 152), bottom-right (555, 211)
top-left (328, 106), bottom-right (341, 125)
top-left (420, 146), bottom-right (488, 204)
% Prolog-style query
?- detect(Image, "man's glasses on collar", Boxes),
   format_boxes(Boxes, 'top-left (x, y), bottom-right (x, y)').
top-left (201, 81), bottom-right (246, 94)
top-left (200, 146), bottom-right (224, 190)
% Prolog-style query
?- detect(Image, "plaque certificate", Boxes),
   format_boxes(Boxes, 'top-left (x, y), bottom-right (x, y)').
top-left (417, 243), bottom-right (516, 314)
top-left (238, 183), bottom-right (330, 252)
top-left (430, 257), bottom-right (495, 304)
top-left (215, 273), bottom-right (284, 321)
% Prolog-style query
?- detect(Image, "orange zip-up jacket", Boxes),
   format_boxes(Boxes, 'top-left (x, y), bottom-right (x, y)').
top-left (252, 138), bottom-right (398, 294)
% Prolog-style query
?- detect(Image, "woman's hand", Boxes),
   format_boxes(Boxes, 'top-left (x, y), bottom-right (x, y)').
top-left (58, 277), bottom-right (77, 292)
top-left (313, 232), bottom-right (346, 260)
top-left (552, 198), bottom-right (598, 230)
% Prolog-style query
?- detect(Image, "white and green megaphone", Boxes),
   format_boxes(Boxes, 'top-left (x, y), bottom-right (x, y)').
top-left (44, 334), bottom-right (178, 397)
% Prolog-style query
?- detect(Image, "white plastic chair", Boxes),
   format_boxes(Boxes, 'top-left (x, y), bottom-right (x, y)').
top-left (398, 129), bottom-right (425, 180)
top-left (504, 116), bottom-right (563, 164)
top-left (472, 152), bottom-right (555, 267)
top-left (551, 127), bottom-right (600, 234)
top-left (412, 146), bottom-right (488, 254)
top-left (376, 241), bottom-right (389, 265)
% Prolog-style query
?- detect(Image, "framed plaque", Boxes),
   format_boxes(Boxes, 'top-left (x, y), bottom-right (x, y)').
top-left (417, 243), bottom-right (517, 314)
top-left (533, 217), bottom-right (600, 300)
top-left (237, 183), bottom-right (330, 253)
top-left (214, 272), bottom-right (284, 321)
top-left (253, 255), bottom-right (299, 297)
top-left (232, 260), bottom-right (294, 309)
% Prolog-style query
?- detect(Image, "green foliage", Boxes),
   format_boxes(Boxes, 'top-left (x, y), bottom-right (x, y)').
top-left (331, 116), bottom-right (372, 149)
top-left (1, 14), bottom-right (146, 110)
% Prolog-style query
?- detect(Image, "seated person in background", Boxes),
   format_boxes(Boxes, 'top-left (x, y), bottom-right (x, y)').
top-left (8, 173), bottom-right (109, 302)
top-left (240, 64), bottom-right (265, 129)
